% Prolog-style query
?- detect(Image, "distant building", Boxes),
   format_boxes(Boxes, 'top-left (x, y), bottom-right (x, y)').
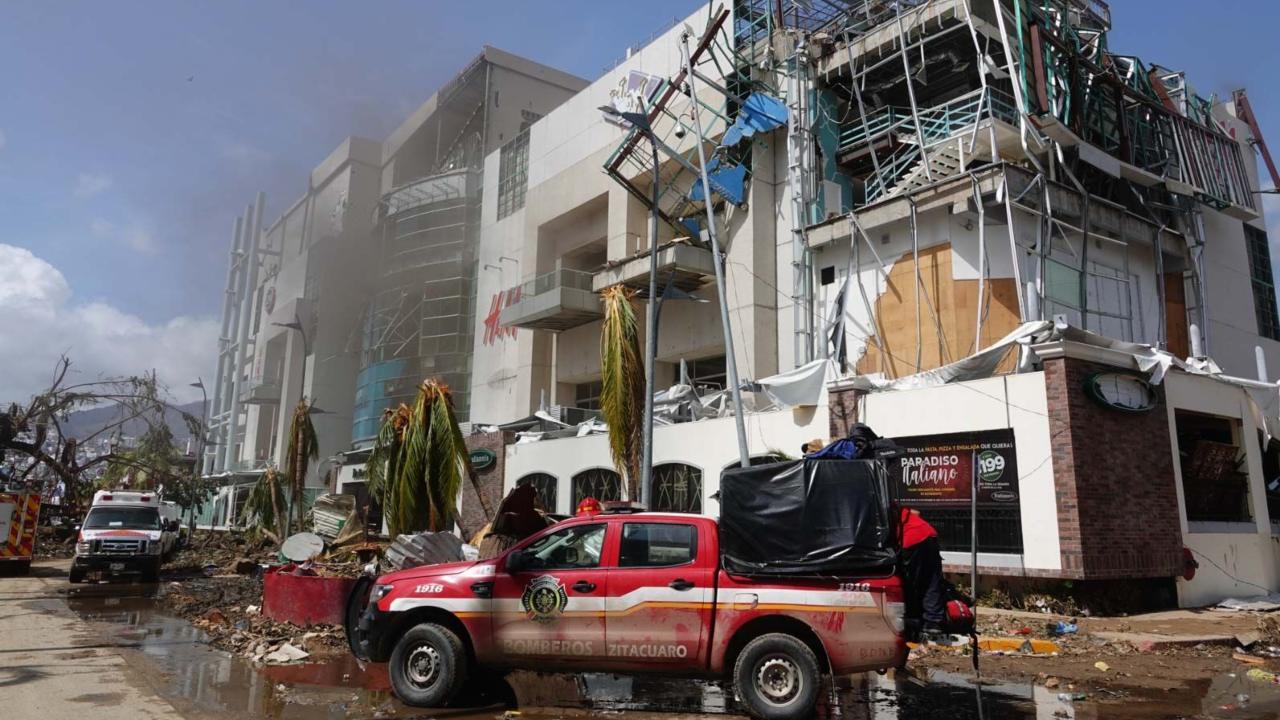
top-left (203, 48), bottom-right (585, 527)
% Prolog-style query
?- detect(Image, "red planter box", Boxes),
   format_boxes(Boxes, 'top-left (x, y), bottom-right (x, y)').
top-left (262, 565), bottom-right (357, 627)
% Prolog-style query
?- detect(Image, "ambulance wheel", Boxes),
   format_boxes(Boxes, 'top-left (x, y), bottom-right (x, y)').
top-left (733, 633), bottom-right (821, 720)
top-left (68, 567), bottom-right (85, 584)
top-left (13, 561), bottom-right (30, 576)
top-left (389, 622), bottom-right (467, 707)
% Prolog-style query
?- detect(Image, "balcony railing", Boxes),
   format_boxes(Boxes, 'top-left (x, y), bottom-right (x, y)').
top-left (840, 88), bottom-right (1020, 156)
top-left (240, 378), bottom-right (281, 405)
top-left (517, 267), bottom-right (595, 298)
top-left (499, 266), bottom-right (603, 332)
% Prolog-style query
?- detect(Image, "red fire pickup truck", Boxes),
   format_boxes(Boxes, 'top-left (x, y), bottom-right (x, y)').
top-left (356, 509), bottom-right (905, 719)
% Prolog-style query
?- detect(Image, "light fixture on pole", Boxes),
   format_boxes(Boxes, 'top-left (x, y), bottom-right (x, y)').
top-left (272, 316), bottom-right (310, 406)
top-left (600, 104), bottom-right (662, 508)
top-left (189, 378), bottom-right (208, 530)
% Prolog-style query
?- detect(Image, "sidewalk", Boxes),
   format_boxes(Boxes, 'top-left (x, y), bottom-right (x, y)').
top-left (0, 560), bottom-right (182, 720)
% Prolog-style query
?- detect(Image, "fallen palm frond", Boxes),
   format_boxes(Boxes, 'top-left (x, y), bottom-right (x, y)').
top-left (285, 400), bottom-right (319, 535)
top-left (368, 379), bottom-right (470, 537)
top-left (600, 285), bottom-right (645, 499)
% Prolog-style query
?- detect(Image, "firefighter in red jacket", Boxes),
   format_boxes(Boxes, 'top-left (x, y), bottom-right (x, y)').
top-left (899, 506), bottom-right (946, 638)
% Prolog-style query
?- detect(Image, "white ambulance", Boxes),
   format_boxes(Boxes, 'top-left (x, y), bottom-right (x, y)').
top-left (70, 490), bottom-right (179, 583)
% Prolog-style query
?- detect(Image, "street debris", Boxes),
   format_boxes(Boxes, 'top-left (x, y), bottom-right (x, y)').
top-left (262, 642), bottom-right (310, 664)
top-left (385, 530), bottom-right (464, 570)
top-left (1219, 594), bottom-right (1280, 612)
top-left (1050, 620), bottom-right (1079, 636)
top-left (1247, 668), bottom-right (1280, 685)
top-left (309, 493), bottom-right (357, 539)
top-left (280, 531), bottom-right (326, 562)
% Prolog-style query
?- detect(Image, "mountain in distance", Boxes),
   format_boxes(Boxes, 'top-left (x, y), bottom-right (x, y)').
top-left (58, 400), bottom-right (207, 446)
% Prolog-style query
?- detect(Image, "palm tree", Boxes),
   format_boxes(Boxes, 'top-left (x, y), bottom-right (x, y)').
top-left (244, 466), bottom-right (287, 542)
top-left (285, 399), bottom-right (319, 536)
top-left (367, 379), bottom-right (470, 537)
top-left (599, 286), bottom-right (645, 500)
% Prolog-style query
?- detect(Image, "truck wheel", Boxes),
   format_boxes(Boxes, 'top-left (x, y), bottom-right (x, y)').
top-left (733, 633), bottom-right (821, 720)
top-left (68, 567), bottom-right (84, 584)
top-left (142, 559), bottom-right (161, 583)
top-left (389, 623), bottom-right (467, 708)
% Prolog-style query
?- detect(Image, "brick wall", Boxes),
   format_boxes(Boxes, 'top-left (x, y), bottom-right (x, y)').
top-left (1044, 357), bottom-right (1184, 580)
top-left (459, 431), bottom-right (512, 540)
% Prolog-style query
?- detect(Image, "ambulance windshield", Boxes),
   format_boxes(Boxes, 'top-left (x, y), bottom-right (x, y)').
top-left (83, 506), bottom-right (161, 530)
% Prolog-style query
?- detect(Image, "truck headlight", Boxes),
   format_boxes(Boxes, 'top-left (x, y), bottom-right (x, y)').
top-left (370, 584), bottom-right (394, 602)
top-left (147, 541), bottom-right (164, 555)
top-left (75, 542), bottom-right (91, 555)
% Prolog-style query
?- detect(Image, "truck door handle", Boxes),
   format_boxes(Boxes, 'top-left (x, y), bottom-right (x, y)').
top-left (572, 580), bottom-right (597, 593)
top-left (669, 579), bottom-right (694, 591)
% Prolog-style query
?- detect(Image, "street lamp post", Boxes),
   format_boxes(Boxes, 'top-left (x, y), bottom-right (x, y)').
top-left (681, 31), bottom-right (750, 470)
top-left (272, 316), bottom-right (310, 406)
top-left (271, 316), bottom-right (312, 534)
top-left (600, 105), bottom-right (662, 509)
top-left (189, 378), bottom-right (208, 534)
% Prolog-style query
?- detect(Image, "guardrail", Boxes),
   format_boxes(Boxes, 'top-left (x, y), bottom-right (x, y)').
top-left (514, 267), bottom-right (595, 298)
top-left (839, 88), bottom-right (1020, 155)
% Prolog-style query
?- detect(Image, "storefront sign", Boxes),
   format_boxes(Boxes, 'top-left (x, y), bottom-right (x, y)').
top-left (1084, 372), bottom-right (1157, 413)
top-left (888, 428), bottom-right (1019, 508)
top-left (469, 448), bottom-right (497, 471)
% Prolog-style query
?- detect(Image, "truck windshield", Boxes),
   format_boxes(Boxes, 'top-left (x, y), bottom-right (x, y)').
top-left (83, 507), bottom-right (161, 530)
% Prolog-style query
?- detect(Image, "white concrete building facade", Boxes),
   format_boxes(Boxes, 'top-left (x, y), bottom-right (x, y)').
top-left (471, 1), bottom-right (1280, 607)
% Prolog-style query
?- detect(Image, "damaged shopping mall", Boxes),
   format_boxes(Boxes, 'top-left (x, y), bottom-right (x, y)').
top-left (206, 1), bottom-right (1280, 610)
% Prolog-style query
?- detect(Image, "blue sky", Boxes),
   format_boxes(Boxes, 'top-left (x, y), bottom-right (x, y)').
top-left (0, 0), bottom-right (1277, 401)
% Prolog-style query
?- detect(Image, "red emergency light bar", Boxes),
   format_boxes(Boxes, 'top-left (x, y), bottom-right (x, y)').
top-left (601, 501), bottom-right (646, 514)
top-left (101, 495), bottom-right (113, 501)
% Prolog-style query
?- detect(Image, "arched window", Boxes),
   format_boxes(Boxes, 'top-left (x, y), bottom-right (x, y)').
top-left (572, 468), bottom-right (621, 507)
top-left (516, 473), bottom-right (558, 513)
top-left (652, 463), bottom-right (702, 514)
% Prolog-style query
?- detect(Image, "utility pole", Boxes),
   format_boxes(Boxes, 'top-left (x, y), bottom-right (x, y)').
top-left (681, 31), bottom-right (750, 469)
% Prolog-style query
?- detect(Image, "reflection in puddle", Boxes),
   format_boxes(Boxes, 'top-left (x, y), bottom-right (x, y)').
top-left (56, 586), bottom-right (1280, 719)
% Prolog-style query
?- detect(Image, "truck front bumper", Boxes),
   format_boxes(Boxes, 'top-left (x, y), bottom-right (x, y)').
top-left (356, 600), bottom-right (398, 662)
top-left (73, 555), bottom-right (160, 577)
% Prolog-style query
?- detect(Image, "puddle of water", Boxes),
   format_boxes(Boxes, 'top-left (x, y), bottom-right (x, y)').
top-left (62, 585), bottom-right (400, 719)
top-left (52, 584), bottom-right (1280, 720)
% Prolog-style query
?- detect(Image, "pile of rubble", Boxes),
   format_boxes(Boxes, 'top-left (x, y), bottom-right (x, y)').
top-left (164, 530), bottom-right (277, 576)
top-left (164, 575), bottom-right (345, 664)
top-left (35, 525), bottom-right (75, 560)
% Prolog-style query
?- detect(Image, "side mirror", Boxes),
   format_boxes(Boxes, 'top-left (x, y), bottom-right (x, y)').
top-left (167, 521), bottom-right (180, 532)
top-left (506, 549), bottom-right (528, 573)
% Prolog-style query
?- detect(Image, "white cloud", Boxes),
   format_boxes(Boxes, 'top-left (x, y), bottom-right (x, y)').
top-left (90, 218), bottom-right (116, 237)
top-left (89, 218), bottom-right (158, 255)
top-left (73, 172), bottom-right (113, 199)
top-left (125, 229), bottom-right (156, 254)
top-left (0, 244), bottom-right (217, 404)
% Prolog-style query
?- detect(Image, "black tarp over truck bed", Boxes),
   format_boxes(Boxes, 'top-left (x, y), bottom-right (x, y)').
top-left (718, 459), bottom-right (897, 576)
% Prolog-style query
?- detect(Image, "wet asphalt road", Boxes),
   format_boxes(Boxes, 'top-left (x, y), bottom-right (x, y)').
top-left (6, 559), bottom-right (1280, 719)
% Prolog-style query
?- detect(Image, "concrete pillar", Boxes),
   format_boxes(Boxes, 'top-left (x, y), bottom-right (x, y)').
top-left (224, 195), bottom-right (264, 471)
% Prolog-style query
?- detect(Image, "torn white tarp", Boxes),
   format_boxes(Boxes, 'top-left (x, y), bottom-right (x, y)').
top-left (753, 358), bottom-right (830, 408)
top-left (836, 321), bottom-right (1053, 392)
top-left (1218, 594), bottom-right (1280, 612)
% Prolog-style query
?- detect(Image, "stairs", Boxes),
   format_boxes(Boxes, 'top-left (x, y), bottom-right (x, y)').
top-left (882, 140), bottom-right (965, 199)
